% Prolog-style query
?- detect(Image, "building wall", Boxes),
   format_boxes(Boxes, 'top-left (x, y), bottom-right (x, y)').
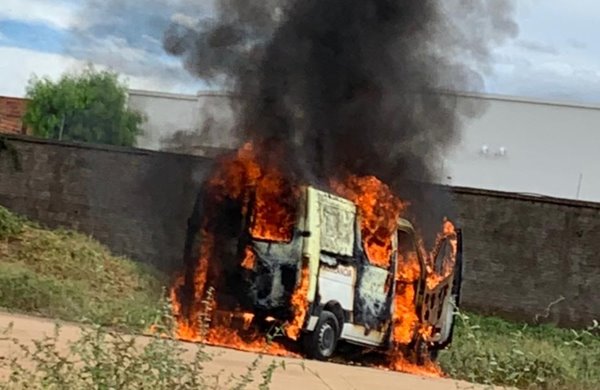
top-left (446, 94), bottom-right (600, 202)
top-left (1, 135), bottom-right (599, 327)
top-left (127, 89), bottom-right (238, 154)
top-left (128, 90), bottom-right (600, 202)
top-left (0, 96), bottom-right (29, 135)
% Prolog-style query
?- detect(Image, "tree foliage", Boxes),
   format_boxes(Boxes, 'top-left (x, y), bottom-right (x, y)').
top-left (23, 68), bottom-right (144, 147)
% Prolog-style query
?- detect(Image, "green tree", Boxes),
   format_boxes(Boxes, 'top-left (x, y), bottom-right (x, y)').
top-left (23, 68), bottom-right (144, 147)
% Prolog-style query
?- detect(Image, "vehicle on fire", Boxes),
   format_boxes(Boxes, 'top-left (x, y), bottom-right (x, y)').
top-left (191, 185), bottom-right (463, 362)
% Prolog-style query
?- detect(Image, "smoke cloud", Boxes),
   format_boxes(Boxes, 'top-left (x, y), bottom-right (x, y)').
top-left (164, 0), bottom-right (518, 241)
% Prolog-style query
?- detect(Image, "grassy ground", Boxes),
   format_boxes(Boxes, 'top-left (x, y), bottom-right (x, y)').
top-left (0, 205), bottom-right (166, 330)
top-left (439, 312), bottom-right (600, 390)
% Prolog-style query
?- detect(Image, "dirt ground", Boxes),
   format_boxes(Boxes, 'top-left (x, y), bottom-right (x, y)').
top-left (0, 311), bottom-right (493, 390)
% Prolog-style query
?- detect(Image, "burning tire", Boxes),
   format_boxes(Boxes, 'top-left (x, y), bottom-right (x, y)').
top-left (303, 310), bottom-right (340, 360)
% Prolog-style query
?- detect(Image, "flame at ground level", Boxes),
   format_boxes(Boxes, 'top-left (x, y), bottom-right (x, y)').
top-left (389, 356), bottom-right (444, 377)
top-left (165, 142), bottom-right (458, 378)
top-left (285, 262), bottom-right (310, 341)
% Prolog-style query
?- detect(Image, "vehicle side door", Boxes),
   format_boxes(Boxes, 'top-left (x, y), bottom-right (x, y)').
top-left (353, 224), bottom-right (396, 332)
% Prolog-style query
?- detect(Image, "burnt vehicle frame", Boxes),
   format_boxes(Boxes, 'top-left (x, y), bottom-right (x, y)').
top-left (180, 184), bottom-right (463, 361)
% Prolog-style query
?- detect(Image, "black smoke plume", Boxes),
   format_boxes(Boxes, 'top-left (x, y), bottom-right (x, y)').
top-left (164, 0), bottom-right (517, 242)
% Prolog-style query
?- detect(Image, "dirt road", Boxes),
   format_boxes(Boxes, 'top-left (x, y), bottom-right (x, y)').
top-left (0, 312), bottom-right (487, 389)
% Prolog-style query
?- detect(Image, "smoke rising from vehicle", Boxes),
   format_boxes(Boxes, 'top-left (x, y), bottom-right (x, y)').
top-left (163, 0), bottom-right (518, 241)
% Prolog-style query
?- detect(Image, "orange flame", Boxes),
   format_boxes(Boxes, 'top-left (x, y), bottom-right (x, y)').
top-left (167, 142), bottom-right (459, 378)
top-left (170, 228), bottom-right (213, 341)
top-left (425, 218), bottom-right (457, 290)
top-left (205, 325), bottom-right (298, 357)
top-left (390, 355), bottom-right (444, 377)
top-left (169, 142), bottom-right (300, 351)
top-left (331, 176), bottom-right (407, 268)
top-left (392, 283), bottom-right (418, 344)
top-left (240, 246), bottom-right (256, 270)
top-left (286, 262), bottom-right (310, 340)
top-left (249, 170), bottom-right (299, 241)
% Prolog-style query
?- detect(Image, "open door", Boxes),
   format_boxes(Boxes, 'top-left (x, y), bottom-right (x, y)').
top-left (353, 219), bottom-right (396, 332)
top-left (389, 228), bottom-right (424, 345)
top-left (429, 228), bottom-right (463, 352)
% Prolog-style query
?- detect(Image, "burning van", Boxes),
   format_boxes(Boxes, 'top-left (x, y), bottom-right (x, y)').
top-left (173, 151), bottom-right (463, 366)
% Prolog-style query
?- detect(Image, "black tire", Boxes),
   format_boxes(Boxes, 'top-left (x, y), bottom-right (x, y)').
top-left (415, 338), bottom-right (441, 364)
top-left (303, 311), bottom-right (340, 360)
top-left (414, 337), bottom-right (429, 365)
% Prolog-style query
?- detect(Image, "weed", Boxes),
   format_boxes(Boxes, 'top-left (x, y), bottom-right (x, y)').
top-left (440, 311), bottom-right (600, 390)
top-left (0, 299), bottom-right (281, 389)
top-left (0, 206), bottom-right (25, 239)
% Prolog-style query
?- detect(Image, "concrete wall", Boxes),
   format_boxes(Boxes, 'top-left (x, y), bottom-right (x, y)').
top-left (0, 135), bottom-right (213, 270)
top-left (1, 135), bottom-right (599, 327)
top-left (454, 188), bottom-right (600, 327)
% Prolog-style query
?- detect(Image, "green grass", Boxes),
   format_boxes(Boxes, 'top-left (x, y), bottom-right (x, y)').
top-left (0, 205), bottom-right (166, 330)
top-left (439, 312), bottom-right (600, 390)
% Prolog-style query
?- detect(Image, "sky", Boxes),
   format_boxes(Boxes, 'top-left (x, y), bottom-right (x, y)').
top-left (1, 0), bottom-right (600, 104)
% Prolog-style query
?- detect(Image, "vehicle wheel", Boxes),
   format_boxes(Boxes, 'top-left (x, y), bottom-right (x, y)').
top-left (413, 336), bottom-right (429, 365)
top-left (303, 311), bottom-right (340, 360)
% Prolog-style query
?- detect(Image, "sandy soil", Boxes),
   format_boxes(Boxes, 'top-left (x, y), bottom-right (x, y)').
top-left (0, 312), bottom-right (491, 390)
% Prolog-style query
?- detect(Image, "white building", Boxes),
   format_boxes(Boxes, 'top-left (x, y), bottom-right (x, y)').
top-left (446, 93), bottom-right (600, 202)
top-left (127, 89), bottom-right (238, 157)
top-left (128, 89), bottom-right (600, 203)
